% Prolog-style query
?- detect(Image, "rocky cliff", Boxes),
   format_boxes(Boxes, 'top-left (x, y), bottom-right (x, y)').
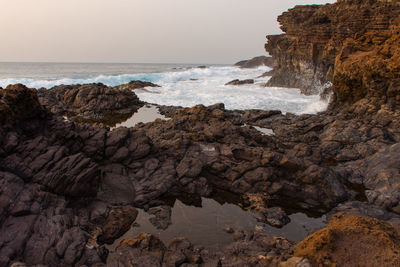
top-left (265, 0), bottom-right (400, 95)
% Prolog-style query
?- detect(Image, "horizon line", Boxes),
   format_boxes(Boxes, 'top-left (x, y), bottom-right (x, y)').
top-left (0, 60), bottom-right (233, 65)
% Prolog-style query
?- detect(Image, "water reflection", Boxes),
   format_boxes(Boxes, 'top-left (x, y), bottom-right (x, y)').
top-left (113, 198), bottom-right (326, 250)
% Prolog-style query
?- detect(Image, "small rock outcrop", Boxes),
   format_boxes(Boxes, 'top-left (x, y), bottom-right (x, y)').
top-left (234, 56), bottom-right (274, 68)
top-left (113, 80), bottom-right (160, 91)
top-left (265, 0), bottom-right (400, 94)
top-left (225, 79), bottom-right (255, 86)
top-left (37, 82), bottom-right (146, 126)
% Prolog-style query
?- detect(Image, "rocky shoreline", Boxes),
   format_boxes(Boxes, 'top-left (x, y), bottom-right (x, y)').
top-left (1, 0), bottom-right (400, 266)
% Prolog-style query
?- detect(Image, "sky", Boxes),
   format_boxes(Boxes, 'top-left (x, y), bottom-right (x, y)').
top-left (0, 0), bottom-right (335, 64)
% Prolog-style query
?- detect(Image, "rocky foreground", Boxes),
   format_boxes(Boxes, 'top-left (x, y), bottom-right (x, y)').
top-left (1, 0), bottom-right (400, 266)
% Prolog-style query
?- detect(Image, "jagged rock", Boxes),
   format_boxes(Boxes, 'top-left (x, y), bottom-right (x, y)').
top-left (0, 84), bottom-right (43, 127)
top-left (147, 205), bottom-right (172, 230)
top-left (252, 207), bottom-right (291, 228)
top-left (1, 1), bottom-right (400, 263)
top-left (234, 56), bottom-right (274, 68)
top-left (97, 206), bottom-right (138, 245)
top-left (225, 79), bottom-right (254, 86)
top-left (38, 82), bottom-right (144, 126)
top-left (327, 201), bottom-right (400, 222)
top-left (111, 234), bottom-right (166, 266)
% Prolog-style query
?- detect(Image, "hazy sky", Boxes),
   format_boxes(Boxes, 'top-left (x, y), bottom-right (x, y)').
top-left (0, 0), bottom-right (335, 64)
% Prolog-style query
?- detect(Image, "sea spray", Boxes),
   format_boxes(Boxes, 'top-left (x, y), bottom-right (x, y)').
top-left (0, 64), bottom-right (329, 115)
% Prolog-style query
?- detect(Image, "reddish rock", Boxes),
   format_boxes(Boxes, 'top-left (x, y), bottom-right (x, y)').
top-left (265, 0), bottom-right (400, 95)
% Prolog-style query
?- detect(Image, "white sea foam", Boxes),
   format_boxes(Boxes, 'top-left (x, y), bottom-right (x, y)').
top-left (0, 65), bottom-right (329, 115)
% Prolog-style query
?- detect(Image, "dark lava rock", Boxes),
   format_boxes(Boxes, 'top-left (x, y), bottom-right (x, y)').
top-left (225, 79), bottom-right (255, 86)
top-left (252, 207), bottom-right (291, 228)
top-left (97, 206), bottom-right (138, 245)
top-left (327, 201), bottom-right (400, 222)
top-left (109, 231), bottom-right (296, 266)
top-left (147, 205), bottom-right (172, 230)
top-left (114, 80), bottom-right (160, 90)
top-left (234, 56), bottom-right (274, 68)
top-left (0, 84), bottom-right (44, 127)
top-left (38, 82), bottom-right (144, 126)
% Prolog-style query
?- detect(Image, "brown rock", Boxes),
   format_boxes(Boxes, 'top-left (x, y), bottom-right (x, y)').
top-left (97, 206), bottom-right (138, 245)
top-left (265, 0), bottom-right (400, 95)
top-left (295, 214), bottom-right (400, 266)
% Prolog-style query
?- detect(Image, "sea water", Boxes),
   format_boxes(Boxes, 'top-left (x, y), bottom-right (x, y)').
top-left (0, 62), bottom-right (328, 114)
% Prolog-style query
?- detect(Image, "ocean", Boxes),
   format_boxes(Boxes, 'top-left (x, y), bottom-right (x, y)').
top-left (0, 62), bottom-right (328, 114)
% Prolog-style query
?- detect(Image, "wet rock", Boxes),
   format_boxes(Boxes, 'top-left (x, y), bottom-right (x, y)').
top-left (112, 234), bottom-right (166, 267)
top-left (225, 79), bottom-right (254, 86)
top-left (38, 82), bottom-right (144, 126)
top-left (97, 206), bottom-right (138, 245)
top-left (252, 207), bottom-right (291, 228)
top-left (147, 205), bottom-right (172, 230)
top-left (327, 201), bottom-right (400, 222)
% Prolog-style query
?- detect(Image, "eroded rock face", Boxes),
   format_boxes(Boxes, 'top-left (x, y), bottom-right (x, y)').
top-left (332, 26), bottom-right (400, 113)
top-left (265, 0), bottom-right (400, 94)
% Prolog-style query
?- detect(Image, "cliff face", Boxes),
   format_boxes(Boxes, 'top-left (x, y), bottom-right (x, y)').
top-left (332, 26), bottom-right (400, 114)
top-left (265, 0), bottom-right (400, 95)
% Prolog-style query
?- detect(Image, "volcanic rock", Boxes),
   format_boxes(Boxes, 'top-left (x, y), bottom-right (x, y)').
top-left (225, 79), bottom-right (255, 86)
top-left (38, 82), bottom-right (144, 126)
top-left (234, 56), bottom-right (274, 68)
top-left (113, 80), bottom-right (160, 91)
top-left (265, 0), bottom-right (400, 94)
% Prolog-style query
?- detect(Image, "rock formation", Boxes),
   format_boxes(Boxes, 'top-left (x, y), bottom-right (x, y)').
top-left (234, 56), bottom-right (274, 68)
top-left (265, 0), bottom-right (400, 94)
top-left (37, 81), bottom-right (160, 126)
top-left (1, 0), bottom-right (400, 266)
top-left (225, 79), bottom-right (255, 86)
